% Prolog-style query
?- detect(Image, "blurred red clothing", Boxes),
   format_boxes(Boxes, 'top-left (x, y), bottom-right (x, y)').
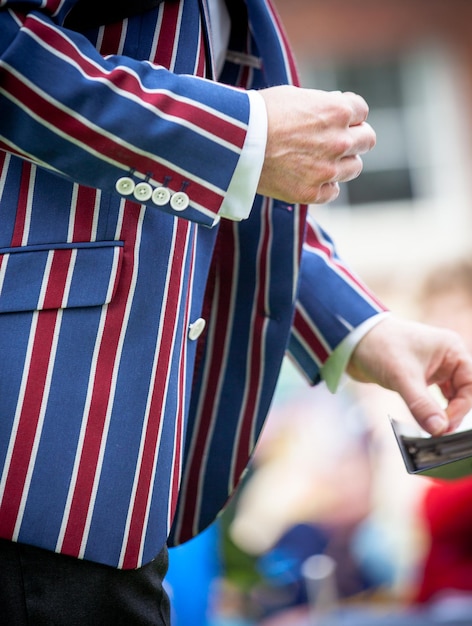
top-left (415, 476), bottom-right (472, 603)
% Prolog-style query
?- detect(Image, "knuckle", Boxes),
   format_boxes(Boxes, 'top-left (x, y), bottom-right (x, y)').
top-left (338, 101), bottom-right (354, 125)
top-left (328, 182), bottom-right (341, 202)
top-left (319, 162), bottom-right (338, 183)
top-left (320, 101), bottom-right (351, 129)
top-left (310, 182), bottom-right (340, 205)
top-left (333, 134), bottom-right (353, 157)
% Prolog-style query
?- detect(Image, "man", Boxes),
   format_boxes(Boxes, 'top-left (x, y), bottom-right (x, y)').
top-left (0, 0), bottom-right (471, 623)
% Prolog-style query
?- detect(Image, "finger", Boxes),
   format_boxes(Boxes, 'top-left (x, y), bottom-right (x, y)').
top-left (440, 363), bottom-right (472, 431)
top-left (343, 92), bottom-right (370, 125)
top-left (334, 155), bottom-right (363, 183)
top-left (398, 380), bottom-right (449, 435)
top-left (445, 395), bottom-right (472, 432)
top-left (312, 182), bottom-right (340, 205)
top-left (346, 122), bottom-right (377, 156)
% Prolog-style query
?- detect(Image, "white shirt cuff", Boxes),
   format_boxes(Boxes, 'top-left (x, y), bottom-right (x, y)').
top-left (321, 312), bottom-right (391, 392)
top-left (218, 90), bottom-right (267, 221)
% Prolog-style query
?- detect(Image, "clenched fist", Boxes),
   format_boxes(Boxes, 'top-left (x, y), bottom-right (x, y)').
top-left (257, 86), bottom-right (376, 205)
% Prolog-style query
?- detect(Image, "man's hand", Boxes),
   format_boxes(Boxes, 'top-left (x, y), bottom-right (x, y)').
top-left (257, 86), bottom-right (376, 205)
top-left (347, 317), bottom-right (472, 436)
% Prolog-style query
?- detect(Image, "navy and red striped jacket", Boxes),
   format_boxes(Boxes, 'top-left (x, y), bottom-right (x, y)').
top-left (0, 0), bottom-right (385, 568)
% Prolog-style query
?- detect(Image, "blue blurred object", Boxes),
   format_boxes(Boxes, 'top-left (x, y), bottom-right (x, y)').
top-left (350, 518), bottom-right (396, 588)
top-left (257, 523), bottom-right (329, 603)
top-left (166, 523), bottom-right (221, 626)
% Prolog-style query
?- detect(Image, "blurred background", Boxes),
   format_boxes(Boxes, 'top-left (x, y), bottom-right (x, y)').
top-left (167, 1), bottom-right (472, 624)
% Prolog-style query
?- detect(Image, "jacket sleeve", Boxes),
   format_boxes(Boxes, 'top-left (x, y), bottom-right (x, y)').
top-left (0, 1), bottom-right (251, 227)
top-left (287, 212), bottom-right (388, 384)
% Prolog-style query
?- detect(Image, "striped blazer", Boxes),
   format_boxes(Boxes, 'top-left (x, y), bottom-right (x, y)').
top-left (0, 0), bottom-right (385, 568)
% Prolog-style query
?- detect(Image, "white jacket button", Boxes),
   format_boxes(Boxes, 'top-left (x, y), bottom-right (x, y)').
top-left (152, 187), bottom-right (171, 206)
top-left (170, 191), bottom-right (190, 211)
top-left (115, 177), bottom-right (135, 195)
top-left (188, 318), bottom-right (206, 341)
top-left (133, 182), bottom-right (153, 202)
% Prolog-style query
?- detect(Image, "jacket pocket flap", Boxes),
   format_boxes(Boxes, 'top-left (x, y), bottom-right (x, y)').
top-left (0, 242), bottom-right (123, 313)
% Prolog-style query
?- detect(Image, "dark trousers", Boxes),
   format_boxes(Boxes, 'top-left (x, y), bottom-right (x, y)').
top-left (0, 538), bottom-right (171, 625)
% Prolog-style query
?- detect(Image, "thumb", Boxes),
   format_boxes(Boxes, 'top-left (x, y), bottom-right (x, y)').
top-left (401, 381), bottom-right (449, 435)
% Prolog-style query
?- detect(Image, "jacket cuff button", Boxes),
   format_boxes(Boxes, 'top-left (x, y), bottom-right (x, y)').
top-left (170, 191), bottom-right (190, 211)
top-left (152, 187), bottom-right (172, 206)
top-left (133, 182), bottom-right (153, 202)
top-left (115, 176), bottom-right (135, 195)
